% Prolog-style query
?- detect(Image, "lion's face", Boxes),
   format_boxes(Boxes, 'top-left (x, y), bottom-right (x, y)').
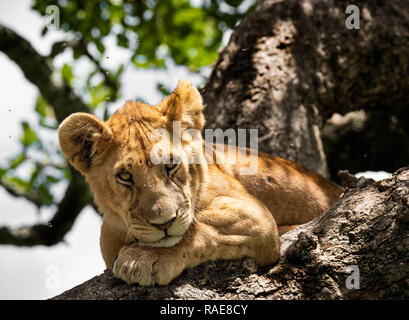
top-left (58, 79), bottom-right (206, 247)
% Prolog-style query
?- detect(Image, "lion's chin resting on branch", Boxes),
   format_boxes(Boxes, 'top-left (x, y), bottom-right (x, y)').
top-left (58, 79), bottom-right (342, 286)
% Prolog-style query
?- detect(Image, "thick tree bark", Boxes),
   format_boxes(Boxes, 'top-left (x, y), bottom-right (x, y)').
top-left (202, 0), bottom-right (409, 178)
top-left (53, 167), bottom-right (409, 300)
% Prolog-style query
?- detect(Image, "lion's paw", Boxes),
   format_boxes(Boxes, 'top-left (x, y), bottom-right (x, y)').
top-left (112, 246), bottom-right (184, 286)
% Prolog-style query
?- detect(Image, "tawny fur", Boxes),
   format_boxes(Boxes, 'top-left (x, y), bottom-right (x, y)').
top-left (58, 79), bottom-right (342, 286)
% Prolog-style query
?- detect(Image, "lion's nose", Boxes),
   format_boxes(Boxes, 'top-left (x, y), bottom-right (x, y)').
top-left (151, 217), bottom-right (176, 230)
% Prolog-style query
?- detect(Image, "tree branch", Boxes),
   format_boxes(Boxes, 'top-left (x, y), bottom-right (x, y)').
top-left (0, 179), bottom-right (43, 208)
top-left (78, 39), bottom-right (120, 99)
top-left (0, 24), bottom-right (90, 122)
top-left (0, 168), bottom-right (92, 246)
top-left (53, 167), bottom-right (409, 299)
top-left (49, 38), bottom-right (120, 100)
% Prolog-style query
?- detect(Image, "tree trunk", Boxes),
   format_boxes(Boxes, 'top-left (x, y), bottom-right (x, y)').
top-left (202, 0), bottom-right (409, 178)
top-left (52, 167), bottom-right (409, 300)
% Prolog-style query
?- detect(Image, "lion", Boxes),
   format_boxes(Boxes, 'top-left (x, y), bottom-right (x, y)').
top-left (58, 79), bottom-right (342, 286)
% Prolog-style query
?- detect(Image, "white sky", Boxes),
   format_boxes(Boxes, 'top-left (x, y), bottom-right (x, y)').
top-left (0, 1), bottom-right (391, 300)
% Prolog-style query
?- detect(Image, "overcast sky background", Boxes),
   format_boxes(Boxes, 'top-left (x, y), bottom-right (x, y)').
top-left (0, 1), bottom-right (391, 300)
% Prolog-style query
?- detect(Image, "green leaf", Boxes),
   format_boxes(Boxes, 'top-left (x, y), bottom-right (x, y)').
top-left (0, 168), bottom-right (6, 179)
top-left (9, 153), bottom-right (27, 169)
top-left (117, 33), bottom-right (129, 48)
top-left (46, 175), bottom-right (60, 183)
top-left (62, 167), bottom-right (72, 181)
top-left (95, 40), bottom-right (106, 54)
top-left (61, 64), bottom-right (74, 85)
top-left (28, 167), bottom-right (41, 187)
top-left (88, 82), bottom-right (112, 108)
top-left (8, 176), bottom-right (29, 192)
top-left (38, 183), bottom-right (53, 205)
top-left (19, 121), bottom-right (39, 148)
top-left (35, 95), bottom-right (57, 129)
top-left (156, 83), bottom-right (171, 96)
top-left (114, 64), bottom-right (125, 80)
top-left (35, 96), bottom-right (48, 118)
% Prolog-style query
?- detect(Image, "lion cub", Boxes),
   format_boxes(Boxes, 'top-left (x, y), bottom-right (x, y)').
top-left (58, 79), bottom-right (342, 286)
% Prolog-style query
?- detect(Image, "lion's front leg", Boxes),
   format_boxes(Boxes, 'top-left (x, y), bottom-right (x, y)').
top-left (112, 245), bottom-right (185, 286)
top-left (112, 196), bottom-right (280, 286)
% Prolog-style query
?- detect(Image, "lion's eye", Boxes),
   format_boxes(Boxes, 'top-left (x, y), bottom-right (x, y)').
top-left (117, 171), bottom-right (133, 185)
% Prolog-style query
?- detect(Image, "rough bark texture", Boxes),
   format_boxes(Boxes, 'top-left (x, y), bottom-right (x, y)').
top-left (53, 167), bottom-right (409, 300)
top-left (202, 0), bottom-right (409, 178)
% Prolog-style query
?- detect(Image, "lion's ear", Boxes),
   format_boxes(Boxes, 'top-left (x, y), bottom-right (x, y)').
top-left (58, 113), bottom-right (113, 174)
top-left (160, 79), bottom-right (205, 131)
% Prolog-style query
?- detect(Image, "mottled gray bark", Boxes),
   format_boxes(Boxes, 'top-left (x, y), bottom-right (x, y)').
top-left (202, 0), bottom-right (409, 178)
top-left (53, 168), bottom-right (409, 300)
